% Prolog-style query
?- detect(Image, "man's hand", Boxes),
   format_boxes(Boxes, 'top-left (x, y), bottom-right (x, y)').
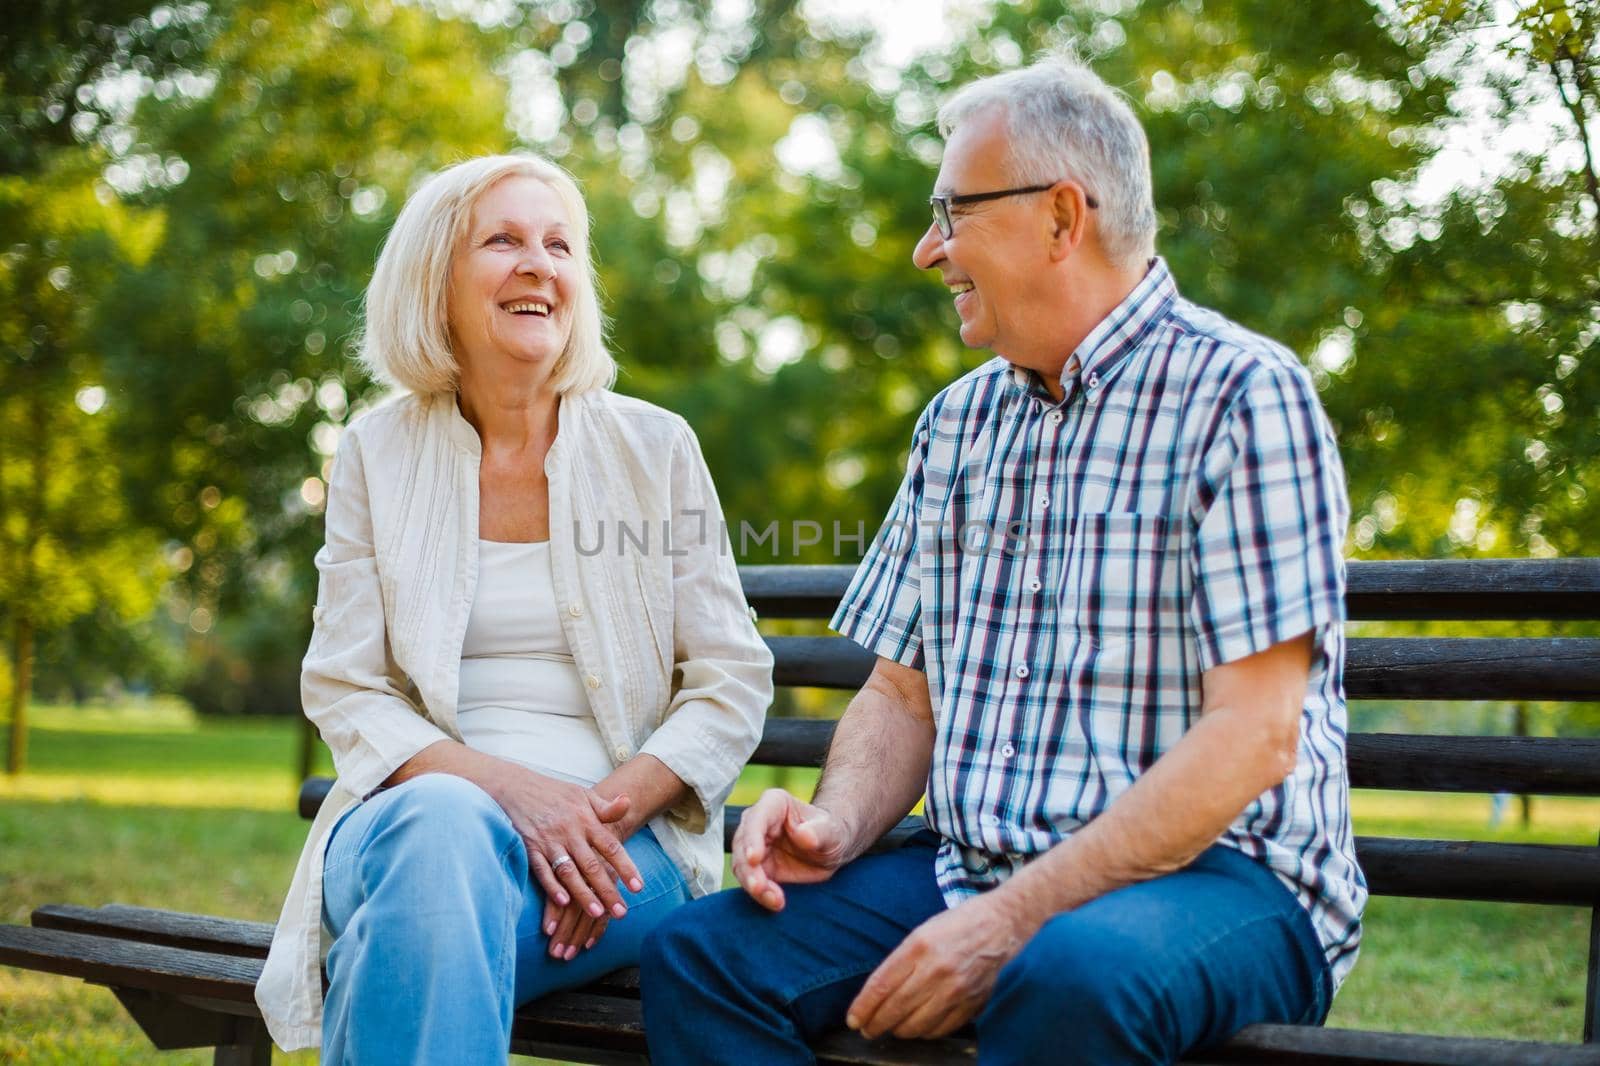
top-left (731, 788), bottom-right (851, 911)
top-left (846, 888), bottom-right (1040, 1040)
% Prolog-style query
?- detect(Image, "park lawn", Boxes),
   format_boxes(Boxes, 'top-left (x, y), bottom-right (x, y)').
top-left (1, 704), bottom-right (1598, 1062)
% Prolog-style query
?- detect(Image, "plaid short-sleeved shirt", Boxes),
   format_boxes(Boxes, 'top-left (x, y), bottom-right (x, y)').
top-left (832, 258), bottom-right (1365, 987)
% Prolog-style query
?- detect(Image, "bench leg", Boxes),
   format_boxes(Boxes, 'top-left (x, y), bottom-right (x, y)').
top-left (1586, 831), bottom-right (1600, 1043)
top-left (110, 987), bottom-right (272, 1062)
top-left (213, 1018), bottom-right (271, 1066)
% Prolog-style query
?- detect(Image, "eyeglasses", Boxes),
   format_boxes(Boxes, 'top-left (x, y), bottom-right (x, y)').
top-left (928, 183), bottom-right (1100, 239)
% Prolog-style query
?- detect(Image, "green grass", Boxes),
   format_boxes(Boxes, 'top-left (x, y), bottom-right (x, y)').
top-left (2, 702), bottom-right (1598, 1060)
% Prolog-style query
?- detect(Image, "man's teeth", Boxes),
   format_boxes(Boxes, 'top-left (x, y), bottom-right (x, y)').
top-left (505, 301), bottom-right (551, 316)
top-left (948, 282), bottom-right (974, 295)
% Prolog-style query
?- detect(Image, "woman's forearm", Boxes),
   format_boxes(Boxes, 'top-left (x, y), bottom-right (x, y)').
top-left (381, 738), bottom-right (523, 802)
top-left (592, 754), bottom-right (689, 839)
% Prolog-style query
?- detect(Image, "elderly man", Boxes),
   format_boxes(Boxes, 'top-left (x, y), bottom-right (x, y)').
top-left (641, 54), bottom-right (1364, 1065)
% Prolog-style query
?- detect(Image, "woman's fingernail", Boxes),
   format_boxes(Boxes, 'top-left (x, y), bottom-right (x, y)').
top-left (564, 945), bottom-right (578, 961)
top-left (589, 902), bottom-right (605, 918)
top-left (549, 942), bottom-right (563, 957)
top-left (612, 902), bottom-right (627, 918)
top-left (556, 893), bottom-right (569, 906)
top-left (585, 937), bottom-right (596, 949)
top-left (544, 920), bottom-right (557, 936)
top-left (628, 878), bottom-right (644, 892)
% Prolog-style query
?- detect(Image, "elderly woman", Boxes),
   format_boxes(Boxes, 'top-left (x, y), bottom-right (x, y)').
top-left (253, 153), bottom-right (773, 1062)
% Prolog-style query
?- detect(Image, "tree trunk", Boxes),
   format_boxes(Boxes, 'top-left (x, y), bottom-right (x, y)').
top-left (7, 615), bottom-right (34, 775)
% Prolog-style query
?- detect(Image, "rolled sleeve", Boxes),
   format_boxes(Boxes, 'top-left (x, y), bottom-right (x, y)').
top-left (644, 422), bottom-right (773, 833)
top-left (301, 431), bottom-right (450, 799)
top-left (1188, 364), bottom-right (1349, 672)
top-left (830, 415), bottom-right (929, 669)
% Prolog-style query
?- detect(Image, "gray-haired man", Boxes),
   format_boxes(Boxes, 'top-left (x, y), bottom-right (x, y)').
top-left (641, 54), bottom-right (1362, 1065)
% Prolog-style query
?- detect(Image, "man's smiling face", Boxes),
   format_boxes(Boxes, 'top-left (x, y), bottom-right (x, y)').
top-left (911, 107), bottom-right (1051, 362)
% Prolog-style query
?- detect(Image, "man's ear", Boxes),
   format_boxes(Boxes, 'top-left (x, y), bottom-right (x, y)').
top-left (1046, 182), bottom-right (1091, 263)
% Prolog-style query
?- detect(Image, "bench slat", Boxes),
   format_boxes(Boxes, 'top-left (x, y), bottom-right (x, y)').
top-left (31, 904), bottom-right (275, 959)
top-left (1355, 837), bottom-right (1600, 906)
top-left (512, 991), bottom-right (981, 1065)
top-left (714, 809), bottom-right (1600, 906)
top-left (1193, 1023), bottom-right (1600, 1065)
top-left (742, 722), bottom-right (1600, 795)
top-left (1347, 734), bottom-right (1600, 794)
top-left (0, 925), bottom-right (261, 1003)
top-left (768, 635), bottom-right (1600, 701)
top-left (738, 560), bottom-right (1600, 622)
top-left (297, 725), bottom-right (1600, 823)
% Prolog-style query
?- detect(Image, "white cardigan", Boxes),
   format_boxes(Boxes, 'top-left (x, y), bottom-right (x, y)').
top-left (254, 388), bottom-right (773, 1050)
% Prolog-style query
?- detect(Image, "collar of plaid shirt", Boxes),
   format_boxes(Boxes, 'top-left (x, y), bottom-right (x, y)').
top-left (1008, 257), bottom-right (1178, 405)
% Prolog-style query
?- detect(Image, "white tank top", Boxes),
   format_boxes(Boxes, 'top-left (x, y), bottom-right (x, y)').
top-left (456, 539), bottom-right (613, 786)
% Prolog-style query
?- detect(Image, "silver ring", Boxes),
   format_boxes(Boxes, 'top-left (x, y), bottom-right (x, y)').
top-left (550, 854), bottom-right (574, 872)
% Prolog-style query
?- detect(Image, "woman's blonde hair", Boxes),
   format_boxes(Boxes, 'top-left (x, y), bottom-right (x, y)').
top-left (357, 153), bottom-right (615, 396)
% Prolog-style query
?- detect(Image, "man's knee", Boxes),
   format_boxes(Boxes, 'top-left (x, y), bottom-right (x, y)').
top-left (980, 913), bottom-right (1165, 1063)
top-left (642, 888), bottom-right (760, 984)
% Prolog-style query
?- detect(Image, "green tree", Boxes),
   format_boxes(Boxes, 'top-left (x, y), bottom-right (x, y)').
top-left (0, 155), bottom-right (167, 772)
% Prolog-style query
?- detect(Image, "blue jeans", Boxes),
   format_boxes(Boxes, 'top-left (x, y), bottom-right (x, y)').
top-left (641, 832), bottom-right (1330, 1065)
top-left (320, 773), bottom-right (690, 1065)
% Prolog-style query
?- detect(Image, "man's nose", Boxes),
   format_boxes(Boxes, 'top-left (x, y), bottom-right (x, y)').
top-left (911, 220), bottom-right (944, 271)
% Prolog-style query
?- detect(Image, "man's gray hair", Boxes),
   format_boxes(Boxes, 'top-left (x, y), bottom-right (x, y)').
top-left (938, 54), bottom-right (1157, 271)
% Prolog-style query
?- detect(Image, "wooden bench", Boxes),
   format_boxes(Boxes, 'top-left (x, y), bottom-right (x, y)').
top-left (5, 559), bottom-right (1600, 1064)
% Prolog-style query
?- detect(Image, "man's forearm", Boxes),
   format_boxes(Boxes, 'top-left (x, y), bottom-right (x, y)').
top-left (997, 700), bottom-right (1296, 929)
top-left (813, 669), bottom-right (936, 862)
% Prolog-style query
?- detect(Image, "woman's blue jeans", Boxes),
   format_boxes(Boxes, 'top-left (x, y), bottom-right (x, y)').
top-left (319, 773), bottom-right (689, 1065)
top-left (641, 832), bottom-right (1330, 1065)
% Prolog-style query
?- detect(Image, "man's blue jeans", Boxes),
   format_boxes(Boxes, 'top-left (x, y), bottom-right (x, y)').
top-left (641, 832), bottom-right (1330, 1065)
top-left (320, 773), bottom-right (690, 1065)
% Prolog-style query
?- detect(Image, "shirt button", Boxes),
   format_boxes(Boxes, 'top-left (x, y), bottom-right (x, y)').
top-left (614, 745), bottom-right (631, 760)
top-left (1028, 578), bottom-right (1042, 592)
top-left (1001, 743), bottom-right (1016, 758)
top-left (312, 606), bottom-right (324, 624)
top-left (1087, 371), bottom-right (1100, 388)
top-left (568, 603), bottom-right (583, 617)
top-left (1015, 664), bottom-right (1030, 679)
top-left (586, 674), bottom-right (603, 690)
top-left (1047, 410), bottom-right (1063, 425)
top-left (1036, 494), bottom-right (1049, 510)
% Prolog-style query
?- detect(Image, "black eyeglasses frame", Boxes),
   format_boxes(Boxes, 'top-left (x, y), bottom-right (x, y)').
top-left (928, 183), bottom-right (1100, 239)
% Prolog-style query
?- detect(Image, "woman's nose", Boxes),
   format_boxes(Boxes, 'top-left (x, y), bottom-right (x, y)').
top-left (515, 246), bottom-right (553, 280)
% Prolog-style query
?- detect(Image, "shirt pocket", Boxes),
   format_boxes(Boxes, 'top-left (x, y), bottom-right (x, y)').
top-left (1060, 511), bottom-right (1178, 652)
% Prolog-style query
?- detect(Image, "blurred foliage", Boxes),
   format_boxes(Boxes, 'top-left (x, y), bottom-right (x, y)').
top-left (0, 0), bottom-right (1595, 734)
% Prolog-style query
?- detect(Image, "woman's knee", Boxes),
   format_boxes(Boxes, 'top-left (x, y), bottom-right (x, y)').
top-left (358, 774), bottom-right (522, 884)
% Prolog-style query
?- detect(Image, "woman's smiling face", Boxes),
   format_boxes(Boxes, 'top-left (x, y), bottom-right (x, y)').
top-left (448, 174), bottom-right (578, 377)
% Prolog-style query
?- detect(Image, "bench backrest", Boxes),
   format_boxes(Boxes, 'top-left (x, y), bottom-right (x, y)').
top-left (298, 558), bottom-right (1600, 1034)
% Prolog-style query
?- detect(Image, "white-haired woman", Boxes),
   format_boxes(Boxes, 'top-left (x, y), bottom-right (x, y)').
top-left (253, 154), bottom-right (773, 1063)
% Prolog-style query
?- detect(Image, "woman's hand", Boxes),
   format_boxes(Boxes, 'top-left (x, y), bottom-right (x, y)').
top-left (489, 768), bottom-right (645, 921)
top-left (542, 894), bottom-right (610, 960)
